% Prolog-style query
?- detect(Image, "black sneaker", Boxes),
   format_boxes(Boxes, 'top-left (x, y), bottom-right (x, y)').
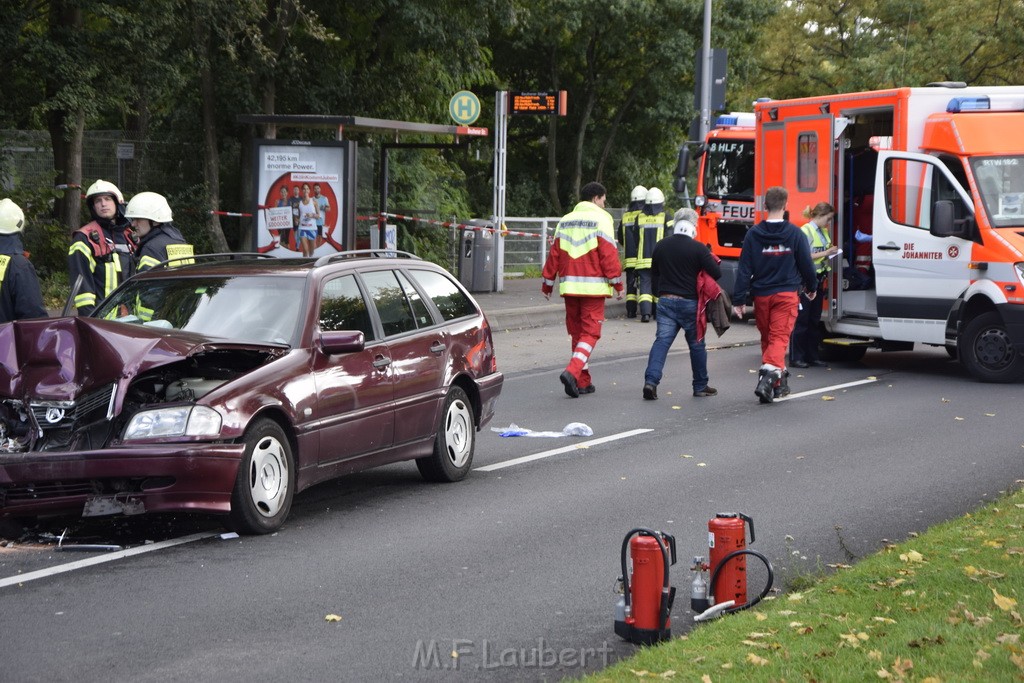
top-left (642, 383), bottom-right (658, 400)
top-left (755, 369), bottom-right (779, 404)
top-left (560, 371), bottom-right (579, 398)
top-left (580, 384), bottom-right (596, 395)
top-left (641, 315), bottom-right (651, 323)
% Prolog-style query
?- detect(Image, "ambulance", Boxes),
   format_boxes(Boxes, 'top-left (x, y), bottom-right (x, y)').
top-left (691, 112), bottom-right (757, 295)
top-left (752, 82), bottom-right (1024, 382)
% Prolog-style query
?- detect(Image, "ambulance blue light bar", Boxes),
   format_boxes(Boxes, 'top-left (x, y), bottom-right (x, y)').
top-left (947, 95), bottom-right (1024, 113)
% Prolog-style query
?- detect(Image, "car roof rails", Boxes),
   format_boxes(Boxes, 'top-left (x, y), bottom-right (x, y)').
top-left (313, 249), bottom-right (422, 268)
top-left (145, 252), bottom-right (276, 272)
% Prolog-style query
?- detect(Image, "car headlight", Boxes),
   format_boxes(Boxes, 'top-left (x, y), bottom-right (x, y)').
top-left (123, 406), bottom-right (223, 440)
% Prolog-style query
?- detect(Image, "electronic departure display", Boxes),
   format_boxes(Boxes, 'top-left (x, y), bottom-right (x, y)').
top-left (510, 90), bottom-right (567, 116)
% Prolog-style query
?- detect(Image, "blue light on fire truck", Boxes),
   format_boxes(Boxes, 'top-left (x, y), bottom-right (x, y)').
top-left (714, 112), bottom-right (756, 129)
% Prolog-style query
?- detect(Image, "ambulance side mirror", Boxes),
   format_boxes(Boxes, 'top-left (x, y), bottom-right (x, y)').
top-left (931, 200), bottom-right (971, 239)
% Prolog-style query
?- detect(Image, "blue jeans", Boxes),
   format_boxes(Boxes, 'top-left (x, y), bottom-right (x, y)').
top-left (643, 296), bottom-right (708, 392)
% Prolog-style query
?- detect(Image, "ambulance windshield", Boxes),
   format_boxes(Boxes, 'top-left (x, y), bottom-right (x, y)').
top-left (702, 140), bottom-right (755, 201)
top-left (971, 156), bottom-right (1024, 227)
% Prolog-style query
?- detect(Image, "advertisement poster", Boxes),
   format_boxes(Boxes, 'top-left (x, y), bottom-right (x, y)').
top-left (252, 140), bottom-right (355, 257)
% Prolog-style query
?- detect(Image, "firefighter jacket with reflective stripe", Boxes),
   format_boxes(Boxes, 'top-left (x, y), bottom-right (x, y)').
top-left (799, 220), bottom-right (832, 275)
top-left (0, 234), bottom-right (47, 323)
top-left (635, 209), bottom-right (668, 270)
top-left (541, 201), bottom-right (623, 298)
top-left (137, 224), bottom-right (195, 273)
top-left (618, 201), bottom-right (645, 269)
top-left (67, 219), bottom-right (136, 317)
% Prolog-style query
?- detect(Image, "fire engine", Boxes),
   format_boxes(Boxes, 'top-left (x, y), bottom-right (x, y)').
top-left (725, 82), bottom-right (1024, 382)
top-left (691, 112), bottom-right (756, 296)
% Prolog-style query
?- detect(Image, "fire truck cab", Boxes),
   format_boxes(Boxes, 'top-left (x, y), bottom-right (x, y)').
top-left (693, 112), bottom-right (756, 296)
top-left (754, 84), bottom-right (1024, 382)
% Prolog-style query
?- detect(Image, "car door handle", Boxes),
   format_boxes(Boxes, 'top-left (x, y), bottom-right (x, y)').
top-left (876, 242), bottom-right (900, 251)
top-left (429, 341), bottom-right (445, 355)
top-left (372, 355), bottom-right (391, 370)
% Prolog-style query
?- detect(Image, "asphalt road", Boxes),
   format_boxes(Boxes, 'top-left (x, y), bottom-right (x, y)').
top-left (1, 315), bottom-right (1022, 682)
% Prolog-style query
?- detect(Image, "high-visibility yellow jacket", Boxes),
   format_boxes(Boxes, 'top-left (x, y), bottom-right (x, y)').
top-left (541, 201), bottom-right (623, 297)
top-left (635, 210), bottom-right (667, 269)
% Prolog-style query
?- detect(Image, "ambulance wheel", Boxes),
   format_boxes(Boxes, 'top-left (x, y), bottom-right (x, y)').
top-left (417, 386), bottom-right (475, 482)
top-left (228, 418), bottom-right (295, 534)
top-left (960, 311), bottom-right (1024, 383)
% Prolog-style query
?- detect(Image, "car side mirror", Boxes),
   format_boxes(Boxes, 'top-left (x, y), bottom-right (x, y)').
top-left (320, 330), bottom-right (365, 355)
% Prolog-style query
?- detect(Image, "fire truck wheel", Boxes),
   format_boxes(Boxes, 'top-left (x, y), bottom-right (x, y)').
top-left (417, 386), bottom-right (475, 482)
top-left (960, 311), bottom-right (1024, 383)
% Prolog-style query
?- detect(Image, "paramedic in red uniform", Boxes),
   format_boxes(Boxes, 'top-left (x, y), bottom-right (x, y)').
top-left (542, 182), bottom-right (623, 398)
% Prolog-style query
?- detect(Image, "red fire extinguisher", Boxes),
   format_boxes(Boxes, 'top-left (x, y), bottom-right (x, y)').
top-left (614, 528), bottom-right (677, 645)
top-left (689, 512), bottom-right (774, 622)
top-left (709, 512), bottom-right (754, 607)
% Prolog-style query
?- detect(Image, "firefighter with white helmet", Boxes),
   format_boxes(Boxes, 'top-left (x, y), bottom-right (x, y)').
top-left (634, 186), bottom-right (669, 322)
top-left (618, 185), bottom-right (647, 318)
top-left (125, 191), bottom-right (194, 273)
top-left (67, 179), bottom-right (136, 316)
top-left (0, 198), bottom-right (47, 323)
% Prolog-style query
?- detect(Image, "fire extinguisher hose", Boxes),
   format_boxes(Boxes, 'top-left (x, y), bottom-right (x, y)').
top-left (708, 548), bottom-right (774, 613)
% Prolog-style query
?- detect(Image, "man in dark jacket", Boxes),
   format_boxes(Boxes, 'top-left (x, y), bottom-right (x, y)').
top-left (732, 186), bottom-right (817, 404)
top-left (0, 198), bottom-right (47, 323)
top-left (642, 208), bottom-right (721, 400)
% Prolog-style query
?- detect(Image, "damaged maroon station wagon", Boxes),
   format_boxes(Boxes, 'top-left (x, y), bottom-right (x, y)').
top-left (0, 252), bottom-right (503, 534)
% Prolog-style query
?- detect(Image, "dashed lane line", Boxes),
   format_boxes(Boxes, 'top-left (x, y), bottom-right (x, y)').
top-left (775, 377), bottom-right (879, 402)
top-left (0, 531), bottom-right (219, 589)
top-left (475, 428), bottom-right (653, 472)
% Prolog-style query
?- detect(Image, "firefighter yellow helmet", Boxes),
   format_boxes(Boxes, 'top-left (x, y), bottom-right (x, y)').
top-left (0, 198), bottom-right (25, 235)
top-left (85, 179), bottom-right (125, 205)
top-left (630, 185), bottom-right (648, 203)
top-left (645, 187), bottom-right (665, 205)
top-left (125, 192), bottom-right (173, 224)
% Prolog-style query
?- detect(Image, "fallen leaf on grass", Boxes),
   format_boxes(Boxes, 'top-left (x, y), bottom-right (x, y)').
top-left (755, 612), bottom-right (768, 621)
top-left (900, 550), bottom-right (925, 563)
top-left (701, 676), bottom-right (712, 683)
top-left (873, 616), bottom-right (897, 624)
top-left (745, 653), bottom-right (769, 666)
top-left (876, 669), bottom-right (891, 679)
top-left (996, 633), bottom-right (1021, 645)
top-left (788, 592), bottom-right (804, 601)
top-left (868, 650), bottom-right (883, 661)
top-left (993, 588), bottom-right (1018, 611)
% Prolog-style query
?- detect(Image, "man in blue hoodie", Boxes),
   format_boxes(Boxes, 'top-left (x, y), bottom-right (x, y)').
top-left (732, 186), bottom-right (817, 403)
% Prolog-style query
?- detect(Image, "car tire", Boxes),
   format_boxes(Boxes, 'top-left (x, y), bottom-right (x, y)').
top-left (416, 386), bottom-right (475, 483)
top-left (959, 311), bottom-right (1024, 383)
top-left (228, 418), bottom-right (295, 534)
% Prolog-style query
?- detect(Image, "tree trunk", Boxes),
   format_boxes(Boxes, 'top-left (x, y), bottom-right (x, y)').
top-left (197, 19), bottom-right (229, 252)
top-left (596, 82), bottom-right (641, 183)
top-left (46, 1), bottom-right (84, 234)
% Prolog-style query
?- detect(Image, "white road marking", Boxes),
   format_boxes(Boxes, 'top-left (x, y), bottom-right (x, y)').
top-left (0, 531), bottom-right (219, 589)
top-left (476, 428), bottom-right (653, 472)
top-left (775, 377), bottom-right (878, 402)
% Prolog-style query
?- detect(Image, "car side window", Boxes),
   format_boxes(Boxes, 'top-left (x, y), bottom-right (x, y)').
top-left (320, 274), bottom-right (375, 340)
top-left (394, 270), bottom-right (436, 328)
top-left (407, 268), bottom-right (476, 321)
top-left (361, 270), bottom-right (417, 337)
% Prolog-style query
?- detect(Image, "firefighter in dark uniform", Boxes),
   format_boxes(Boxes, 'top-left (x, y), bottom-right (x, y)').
top-left (67, 179), bottom-right (136, 316)
top-left (0, 198), bottom-right (47, 323)
top-left (634, 187), bottom-right (669, 322)
top-left (124, 192), bottom-right (194, 322)
top-left (618, 185), bottom-right (646, 318)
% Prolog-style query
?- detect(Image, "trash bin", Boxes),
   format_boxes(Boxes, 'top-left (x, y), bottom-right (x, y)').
top-left (458, 224), bottom-right (495, 292)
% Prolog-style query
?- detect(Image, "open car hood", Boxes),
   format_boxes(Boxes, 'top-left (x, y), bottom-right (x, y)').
top-left (0, 317), bottom-right (281, 403)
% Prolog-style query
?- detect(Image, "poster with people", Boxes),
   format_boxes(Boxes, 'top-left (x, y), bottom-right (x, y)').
top-left (252, 140), bottom-right (355, 257)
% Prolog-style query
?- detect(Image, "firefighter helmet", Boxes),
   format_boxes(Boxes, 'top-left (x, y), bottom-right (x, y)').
top-left (0, 198), bottom-right (25, 234)
top-left (645, 187), bottom-right (665, 205)
top-left (125, 192), bottom-right (173, 224)
top-left (630, 185), bottom-right (648, 203)
top-left (85, 179), bottom-right (125, 205)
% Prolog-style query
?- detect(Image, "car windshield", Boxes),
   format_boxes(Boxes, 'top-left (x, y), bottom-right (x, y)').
top-left (970, 155), bottom-right (1024, 228)
top-left (702, 139), bottom-right (755, 201)
top-left (94, 275), bottom-right (305, 345)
